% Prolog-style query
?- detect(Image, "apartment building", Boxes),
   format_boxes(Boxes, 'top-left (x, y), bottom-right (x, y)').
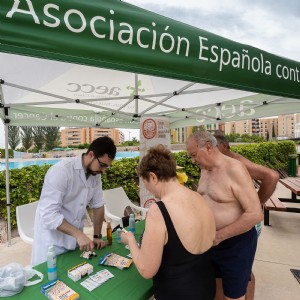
top-left (224, 119), bottom-right (260, 136)
top-left (60, 127), bottom-right (125, 147)
top-left (277, 114), bottom-right (299, 139)
top-left (170, 123), bottom-right (225, 143)
top-left (260, 117), bottom-right (279, 139)
top-left (224, 113), bottom-right (300, 139)
top-left (170, 127), bottom-right (193, 143)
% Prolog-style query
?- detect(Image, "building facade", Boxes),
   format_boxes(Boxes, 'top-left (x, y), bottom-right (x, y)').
top-left (277, 114), bottom-right (297, 139)
top-left (170, 127), bottom-right (193, 144)
top-left (60, 127), bottom-right (125, 147)
top-left (170, 123), bottom-right (225, 143)
top-left (260, 117), bottom-right (278, 140)
top-left (224, 113), bottom-right (300, 140)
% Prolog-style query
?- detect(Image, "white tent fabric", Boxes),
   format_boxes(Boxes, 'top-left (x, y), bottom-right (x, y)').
top-left (1, 52), bottom-right (299, 130)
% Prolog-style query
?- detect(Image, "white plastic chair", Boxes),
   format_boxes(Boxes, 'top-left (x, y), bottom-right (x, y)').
top-left (16, 201), bottom-right (38, 244)
top-left (103, 187), bottom-right (148, 228)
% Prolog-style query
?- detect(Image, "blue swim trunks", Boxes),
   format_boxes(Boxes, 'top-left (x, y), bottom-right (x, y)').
top-left (211, 227), bottom-right (257, 299)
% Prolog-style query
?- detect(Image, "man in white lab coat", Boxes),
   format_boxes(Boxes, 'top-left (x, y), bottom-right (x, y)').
top-left (31, 136), bottom-right (116, 265)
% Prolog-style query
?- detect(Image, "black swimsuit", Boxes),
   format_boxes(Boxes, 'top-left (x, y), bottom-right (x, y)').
top-left (153, 201), bottom-right (216, 300)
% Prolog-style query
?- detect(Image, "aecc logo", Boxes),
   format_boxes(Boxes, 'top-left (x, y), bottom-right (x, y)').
top-left (67, 83), bottom-right (121, 95)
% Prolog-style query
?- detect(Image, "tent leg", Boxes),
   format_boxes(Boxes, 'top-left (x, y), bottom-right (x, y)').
top-left (135, 74), bottom-right (139, 115)
top-left (4, 123), bottom-right (11, 246)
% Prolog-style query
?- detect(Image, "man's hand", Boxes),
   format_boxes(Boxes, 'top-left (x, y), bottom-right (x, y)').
top-left (93, 237), bottom-right (107, 249)
top-left (213, 231), bottom-right (224, 246)
top-left (76, 232), bottom-right (95, 252)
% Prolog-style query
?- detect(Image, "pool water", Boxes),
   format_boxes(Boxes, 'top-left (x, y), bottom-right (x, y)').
top-left (0, 151), bottom-right (139, 171)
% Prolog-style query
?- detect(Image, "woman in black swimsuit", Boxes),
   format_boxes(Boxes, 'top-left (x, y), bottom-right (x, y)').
top-left (121, 145), bottom-right (216, 300)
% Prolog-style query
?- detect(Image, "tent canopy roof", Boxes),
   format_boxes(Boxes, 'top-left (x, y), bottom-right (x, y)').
top-left (0, 0), bottom-right (300, 128)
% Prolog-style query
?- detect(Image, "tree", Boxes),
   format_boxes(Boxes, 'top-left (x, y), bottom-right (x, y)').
top-left (272, 123), bottom-right (276, 139)
top-left (32, 126), bottom-right (45, 151)
top-left (225, 133), bottom-right (264, 143)
top-left (44, 127), bottom-right (60, 151)
top-left (119, 138), bottom-right (139, 147)
top-left (226, 133), bottom-right (240, 142)
top-left (20, 126), bottom-right (33, 150)
top-left (8, 126), bottom-right (21, 150)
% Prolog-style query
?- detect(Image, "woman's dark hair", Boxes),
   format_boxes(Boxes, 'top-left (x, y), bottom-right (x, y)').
top-left (87, 136), bottom-right (116, 159)
top-left (138, 144), bottom-right (177, 181)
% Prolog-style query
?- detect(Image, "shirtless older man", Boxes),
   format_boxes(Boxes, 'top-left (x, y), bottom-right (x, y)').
top-left (186, 131), bottom-right (263, 300)
top-left (214, 134), bottom-right (279, 300)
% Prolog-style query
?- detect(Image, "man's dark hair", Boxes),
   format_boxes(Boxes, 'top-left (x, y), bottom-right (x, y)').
top-left (87, 136), bottom-right (116, 159)
top-left (214, 134), bottom-right (230, 149)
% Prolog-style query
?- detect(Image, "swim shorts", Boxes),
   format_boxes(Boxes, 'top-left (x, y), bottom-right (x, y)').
top-left (211, 227), bottom-right (257, 299)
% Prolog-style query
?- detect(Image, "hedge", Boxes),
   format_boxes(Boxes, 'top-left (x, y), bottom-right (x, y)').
top-left (0, 141), bottom-right (296, 228)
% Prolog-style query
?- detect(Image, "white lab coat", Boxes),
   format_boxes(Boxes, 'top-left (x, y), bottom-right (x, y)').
top-left (31, 155), bottom-right (105, 265)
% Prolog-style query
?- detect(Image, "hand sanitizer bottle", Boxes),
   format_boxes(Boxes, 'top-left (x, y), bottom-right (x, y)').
top-left (129, 213), bottom-right (135, 234)
top-left (116, 228), bottom-right (122, 243)
top-left (47, 245), bottom-right (57, 281)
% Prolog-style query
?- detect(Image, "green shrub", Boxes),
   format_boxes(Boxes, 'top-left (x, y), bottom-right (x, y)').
top-left (0, 165), bottom-right (51, 227)
top-left (231, 140), bottom-right (296, 170)
top-left (102, 157), bottom-right (139, 203)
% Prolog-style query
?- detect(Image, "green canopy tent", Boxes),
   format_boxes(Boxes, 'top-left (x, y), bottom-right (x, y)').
top-left (0, 0), bottom-right (300, 244)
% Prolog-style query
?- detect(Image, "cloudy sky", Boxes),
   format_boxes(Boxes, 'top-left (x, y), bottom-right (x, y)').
top-left (124, 0), bottom-right (300, 141)
top-left (1, 0), bottom-right (299, 147)
top-left (126, 0), bottom-right (300, 61)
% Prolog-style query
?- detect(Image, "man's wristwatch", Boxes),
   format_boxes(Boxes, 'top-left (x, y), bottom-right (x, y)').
top-left (93, 234), bottom-right (102, 239)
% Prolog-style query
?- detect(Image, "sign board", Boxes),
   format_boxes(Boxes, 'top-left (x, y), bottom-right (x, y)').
top-left (139, 117), bottom-right (170, 208)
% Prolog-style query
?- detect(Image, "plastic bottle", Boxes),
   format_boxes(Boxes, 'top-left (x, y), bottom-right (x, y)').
top-left (116, 228), bottom-right (122, 243)
top-left (107, 221), bottom-right (112, 245)
top-left (255, 221), bottom-right (262, 237)
top-left (129, 213), bottom-right (135, 234)
top-left (47, 245), bottom-right (57, 281)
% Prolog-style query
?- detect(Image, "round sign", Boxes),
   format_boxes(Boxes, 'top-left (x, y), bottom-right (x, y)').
top-left (142, 119), bottom-right (157, 139)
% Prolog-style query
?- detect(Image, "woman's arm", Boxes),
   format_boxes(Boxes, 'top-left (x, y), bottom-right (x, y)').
top-left (121, 204), bottom-right (166, 279)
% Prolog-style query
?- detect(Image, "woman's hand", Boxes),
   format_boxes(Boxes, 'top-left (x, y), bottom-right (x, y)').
top-left (121, 228), bottom-right (135, 245)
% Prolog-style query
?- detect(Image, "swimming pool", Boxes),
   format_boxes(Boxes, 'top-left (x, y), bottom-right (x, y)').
top-left (0, 151), bottom-right (139, 171)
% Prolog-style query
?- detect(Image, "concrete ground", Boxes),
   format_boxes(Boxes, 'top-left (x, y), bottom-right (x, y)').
top-left (253, 182), bottom-right (300, 299)
top-left (0, 181), bottom-right (299, 299)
